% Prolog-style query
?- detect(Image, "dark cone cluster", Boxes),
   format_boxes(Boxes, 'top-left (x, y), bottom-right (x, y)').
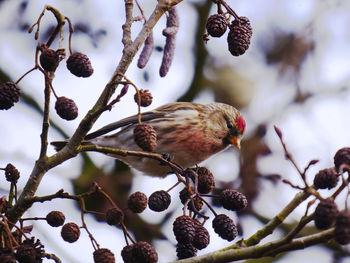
top-left (55, 96), bottom-right (78, 121)
top-left (220, 189), bottom-right (248, 211)
top-left (127, 191), bottom-right (148, 213)
top-left (176, 242), bottom-right (197, 259)
top-left (15, 243), bottom-right (36, 263)
top-left (4, 163), bottom-right (20, 183)
top-left (132, 241), bottom-right (158, 263)
top-left (134, 89), bottom-right (153, 107)
top-left (16, 238), bottom-right (44, 263)
top-left (314, 199), bottom-right (338, 229)
top-left (93, 248), bottom-right (115, 263)
top-left (121, 244), bottom-right (134, 263)
top-left (61, 222), bottom-right (80, 243)
top-left (313, 168), bottom-right (338, 190)
top-left (212, 214), bottom-right (237, 241)
top-left (334, 147), bottom-right (350, 171)
top-left (0, 82), bottom-right (20, 110)
top-left (46, 211), bottom-right (65, 227)
top-left (173, 215), bottom-right (196, 244)
top-left (173, 217), bottom-right (210, 259)
top-left (206, 14), bottom-right (228, 37)
top-left (334, 210), bottom-right (350, 245)
top-left (192, 221), bottom-right (210, 250)
top-left (148, 190), bottom-right (171, 212)
top-left (66, 52), bottom-right (94, 77)
top-left (227, 16), bottom-right (252, 56)
top-left (195, 167), bottom-right (215, 194)
top-left (134, 123), bottom-right (157, 152)
top-left (179, 187), bottom-right (203, 212)
top-left (106, 207), bottom-right (124, 226)
top-left (0, 251), bottom-right (16, 263)
top-left (40, 48), bottom-right (60, 72)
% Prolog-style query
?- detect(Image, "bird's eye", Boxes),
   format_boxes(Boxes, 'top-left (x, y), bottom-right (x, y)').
top-left (227, 122), bottom-right (233, 129)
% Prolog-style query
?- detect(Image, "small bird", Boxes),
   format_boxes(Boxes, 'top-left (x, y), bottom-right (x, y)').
top-left (52, 102), bottom-right (246, 177)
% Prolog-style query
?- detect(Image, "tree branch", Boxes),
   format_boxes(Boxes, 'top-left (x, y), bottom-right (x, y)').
top-left (168, 229), bottom-right (334, 263)
top-left (244, 189), bottom-right (311, 246)
top-left (6, 0), bottom-right (182, 224)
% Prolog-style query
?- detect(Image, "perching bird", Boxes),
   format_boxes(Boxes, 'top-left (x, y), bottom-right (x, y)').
top-left (51, 102), bottom-right (246, 177)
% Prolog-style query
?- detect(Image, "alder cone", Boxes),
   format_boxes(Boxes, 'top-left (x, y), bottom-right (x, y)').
top-left (196, 167), bottom-right (215, 194)
top-left (334, 147), bottom-right (350, 171)
top-left (61, 222), bottom-right (80, 243)
top-left (134, 89), bottom-right (153, 107)
top-left (55, 96), bottom-right (78, 121)
top-left (227, 16), bottom-right (253, 56)
top-left (15, 238), bottom-right (44, 263)
top-left (105, 207), bottom-right (124, 226)
top-left (93, 248), bottom-right (115, 263)
top-left (4, 163), bottom-right (20, 183)
top-left (313, 168), bottom-right (338, 189)
top-left (176, 242), bottom-right (197, 259)
top-left (40, 48), bottom-right (59, 72)
top-left (0, 81), bottom-right (20, 110)
top-left (206, 14), bottom-right (227, 37)
top-left (15, 244), bottom-right (36, 263)
top-left (127, 191), bottom-right (148, 213)
top-left (212, 214), bottom-right (237, 241)
top-left (148, 190), bottom-right (171, 212)
top-left (1, 252), bottom-right (16, 263)
top-left (134, 123), bottom-right (157, 152)
top-left (192, 221), bottom-right (210, 250)
top-left (46, 211), bottom-right (65, 227)
top-left (334, 210), bottom-right (350, 245)
top-left (220, 189), bottom-right (248, 211)
top-left (132, 241), bottom-right (158, 263)
top-left (66, 52), bottom-right (94, 77)
top-left (314, 199), bottom-right (338, 229)
top-left (173, 215), bottom-right (196, 243)
top-left (121, 244), bottom-right (135, 263)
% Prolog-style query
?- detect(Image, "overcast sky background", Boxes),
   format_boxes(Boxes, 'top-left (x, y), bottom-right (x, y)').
top-left (1, 0), bottom-right (350, 262)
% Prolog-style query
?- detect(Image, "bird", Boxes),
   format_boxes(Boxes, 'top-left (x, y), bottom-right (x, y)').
top-left (51, 102), bottom-right (246, 177)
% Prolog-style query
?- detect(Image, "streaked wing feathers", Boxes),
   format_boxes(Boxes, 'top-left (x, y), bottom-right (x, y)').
top-left (85, 111), bottom-right (165, 140)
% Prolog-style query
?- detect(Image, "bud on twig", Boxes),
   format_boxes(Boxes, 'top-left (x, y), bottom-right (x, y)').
top-left (274, 125), bottom-right (283, 139)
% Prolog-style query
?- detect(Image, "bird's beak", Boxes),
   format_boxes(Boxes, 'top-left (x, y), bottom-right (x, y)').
top-left (227, 136), bottom-right (241, 149)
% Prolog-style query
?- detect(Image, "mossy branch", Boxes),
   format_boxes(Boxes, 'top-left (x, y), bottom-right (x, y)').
top-left (168, 228), bottom-right (334, 263)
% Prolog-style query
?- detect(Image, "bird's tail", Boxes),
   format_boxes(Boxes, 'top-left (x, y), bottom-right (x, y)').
top-left (50, 140), bottom-right (93, 151)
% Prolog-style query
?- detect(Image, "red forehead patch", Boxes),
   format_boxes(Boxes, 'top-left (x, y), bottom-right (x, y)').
top-left (235, 116), bottom-right (246, 133)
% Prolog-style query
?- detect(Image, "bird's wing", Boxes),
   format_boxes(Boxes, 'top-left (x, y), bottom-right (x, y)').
top-left (85, 111), bottom-right (166, 140)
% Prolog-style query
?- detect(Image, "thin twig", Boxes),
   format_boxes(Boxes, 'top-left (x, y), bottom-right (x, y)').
top-left (43, 253), bottom-right (62, 263)
top-left (78, 144), bottom-right (184, 174)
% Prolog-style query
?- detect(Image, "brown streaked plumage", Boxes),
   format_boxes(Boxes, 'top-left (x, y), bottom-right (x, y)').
top-left (52, 102), bottom-right (246, 177)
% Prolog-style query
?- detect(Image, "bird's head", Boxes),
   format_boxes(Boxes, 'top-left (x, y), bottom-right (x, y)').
top-left (224, 114), bottom-right (246, 149)
top-left (207, 103), bottom-right (246, 149)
